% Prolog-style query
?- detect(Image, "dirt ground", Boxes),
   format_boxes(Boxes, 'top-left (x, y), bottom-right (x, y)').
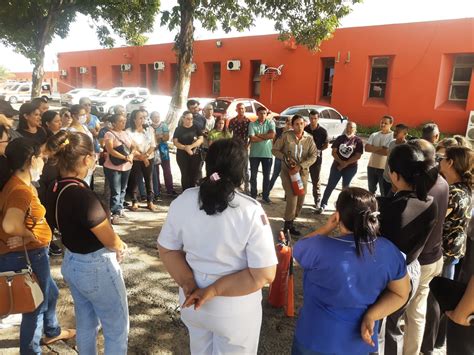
top-left (0, 146), bottom-right (444, 354)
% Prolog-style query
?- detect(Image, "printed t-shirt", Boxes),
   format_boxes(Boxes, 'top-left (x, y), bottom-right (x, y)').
top-left (103, 130), bottom-right (133, 171)
top-left (304, 124), bottom-right (328, 153)
top-left (154, 122), bottom-right (169, 142)
top-left (16, 127), bottom-right (48, 145)
top-left (293, 234), bottom-right (406, 354)
top-left (331, 134), bottom-right (364, 169)
top-left (87, 114), bottom-right (101, 153)
top-left (208, 129), bottom-right (232, 143)
top-left (367, 131), bottom-right (393, 169)
top-left (126, 127), bottom-right (156, 159)
top-left (248, 119), bottom-right (275, 158)
top-left (229, 116), bottom-right (250, 145)
top-left (0, 175), bottom-right (52, 254)
top-left (45, 177), bottom-right (107, 254)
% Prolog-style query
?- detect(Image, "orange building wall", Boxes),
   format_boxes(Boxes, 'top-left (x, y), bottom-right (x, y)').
top-left (57, 18), bottom-right (474, 134)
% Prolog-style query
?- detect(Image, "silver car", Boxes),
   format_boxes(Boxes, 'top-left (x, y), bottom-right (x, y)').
top-left (274, 105), bottom-right (348, 140)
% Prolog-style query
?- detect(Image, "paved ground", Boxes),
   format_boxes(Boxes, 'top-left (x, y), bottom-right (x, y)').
top-left (0, 144), bottom-right (445, 354)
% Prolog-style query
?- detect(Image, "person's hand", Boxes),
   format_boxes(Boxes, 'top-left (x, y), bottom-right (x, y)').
top-left (126, 154), bottom-right (134, 163)
top-left (116, 242), bottom-right (128, 263)
top-left (337, 162), bottom-right (347, 171)
top-left (289, 165), bottom-right (300, 175)
top-left (360, 313), bottom-right (376, 347)
top-left (0, 114), bottom-right (13, 128)
top-left (184, 145), bottom-right (194, 156)
top-left (183, 285), bottom-right (218, 310)
top-left (446, 309), bottom-right (471, 326)
top-left (181, 278), bottom-right (198, 299)
top-left (325, 213), bottom-right (339, 232)
top-left (143, 158), bottom-right (150, 168)
top-left (6, 236), bottom-right (24, 249)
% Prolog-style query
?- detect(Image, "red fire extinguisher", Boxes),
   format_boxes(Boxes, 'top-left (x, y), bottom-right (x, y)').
top-left (290, 171), bottom-right (305, 196)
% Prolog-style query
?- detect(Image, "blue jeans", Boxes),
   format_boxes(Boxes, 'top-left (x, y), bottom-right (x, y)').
top-left (61, 248), bottom-right (129, 355)
top-left (441, 258), bottom-right (459, 280)
top-left (268, 158), bottom-right (282, 192)
top-left (0, 248), bottom-right (61, 355)
top-left (249, 157), bottom-right (272, 199)
top-left (104, 167), bottom-right (131, 215)
top-left (320, 163), bottom-right (358, 207)
top-left (152, 163), bottom-right (161, 196)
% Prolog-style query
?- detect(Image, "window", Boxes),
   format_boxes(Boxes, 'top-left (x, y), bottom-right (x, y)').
top-left (251, 60), bottom-right (262, 97)
top-left (243, 101), bottom-right (253, 113)
top-left (19, 85), bottom-right (30, 92)
top-left (321, 58), bottom-right (335, 98)
top-left (319, 110), bottom-right (330, 119)
top-left (369, 57), bottom-right (390, 98)
top-left (212, 63), bottom-right (221, 95)
top-left (328, 109), bottom-right (341, 120)
top-left (449, 54), bottom-right (474, 101)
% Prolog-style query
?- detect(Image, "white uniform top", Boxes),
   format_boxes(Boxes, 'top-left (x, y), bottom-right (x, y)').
top-left (126, 127), bottom-right (156, 159)
top-left (367, 130), bottom-right (394, 169)
top-left (158, 188), bottom-right (278, 277)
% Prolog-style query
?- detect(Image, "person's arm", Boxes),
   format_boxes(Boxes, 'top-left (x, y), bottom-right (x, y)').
top-left (189, 136), bottom-right (204, 149)
top-left (271, 133), bottom-right (286, 161)
top-left (183, 265), bottom-right (276, 309)
top-left (361, 274), bottom-right (411, 346)
top-left (303, 213), bottom-right (338, 238)
top-left (105, 135), bottom-right (133, 162)
top-left (2, 208), bottom-right (37, 248)
top-left (157, 244), bottom-right (197, 298)
top-left (321, 142), bottom-right (329, 150)
top-left (90, 218), bottom-right (127, 261)
top-left (255, 130), bottom-right (275, 141)
top-left (299, 139), bottom-right (317, 170)
top-left (331, 148), bottom-right (344, 165)
top-left (446, 275), bottom-right (474, 325)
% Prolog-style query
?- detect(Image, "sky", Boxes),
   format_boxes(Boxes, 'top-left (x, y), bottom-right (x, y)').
top-left (0, 0), bottom-right (473, 72)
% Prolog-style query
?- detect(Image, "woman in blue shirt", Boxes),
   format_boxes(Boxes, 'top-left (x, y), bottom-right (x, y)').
top-left (292, 187), bottom-right (410, 354)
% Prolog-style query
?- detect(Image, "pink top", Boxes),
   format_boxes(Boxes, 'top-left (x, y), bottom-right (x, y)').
top-left (103, 130), bottom-right (133, 171)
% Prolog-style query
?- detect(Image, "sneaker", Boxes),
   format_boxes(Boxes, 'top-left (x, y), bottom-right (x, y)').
top-left (315, 204), bottom-right (326, 214)
top-left (48, 242), bottom-right (62, 257)
top-left (119, 210), bottom-right (128, 218)
top-left (262, 197), bottom-right (272, 204)
top-left (153, 194), bottom-right (162, 203)
top-left (111, 214), bottom-right (121, 225)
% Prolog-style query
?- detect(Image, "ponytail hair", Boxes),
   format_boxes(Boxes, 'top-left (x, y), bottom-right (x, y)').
top-left (336, 187), bottom-right (379, 256)
top-left (0, 137), bottom-right (40, 191)
top-left (46, 131), bottom-right (94, 173)
top-left (445, 146), bottom-right (474, 190)
top-left (199, 139), bottom-right (247, 215)
top-left (388, 144), bottom-right (435, 201)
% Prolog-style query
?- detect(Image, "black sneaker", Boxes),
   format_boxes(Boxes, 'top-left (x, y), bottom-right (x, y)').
top-left (48, 242), bottom-right (62, 257)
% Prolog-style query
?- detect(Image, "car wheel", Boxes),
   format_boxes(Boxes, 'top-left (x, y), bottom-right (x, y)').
top-left (9, 96), bottom-right (18, 104)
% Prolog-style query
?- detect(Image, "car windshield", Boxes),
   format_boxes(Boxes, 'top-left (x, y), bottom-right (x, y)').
top-left (211, 100), bottom-right (231, 113)
top-left (105, 89), bottom-right (126, 97)
top-left (280, 107), bottom-right (311, 116)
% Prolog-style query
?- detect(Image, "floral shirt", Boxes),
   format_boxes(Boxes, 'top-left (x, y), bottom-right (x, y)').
top-left (443, 182), bottom-right (472, 260)
top-left (228, 116), bottom-right (249, 145)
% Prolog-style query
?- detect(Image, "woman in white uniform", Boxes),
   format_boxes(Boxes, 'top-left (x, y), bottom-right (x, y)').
top-left (158, 138), bottom-right (277, 354)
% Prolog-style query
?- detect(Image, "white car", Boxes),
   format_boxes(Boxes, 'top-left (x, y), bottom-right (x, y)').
top-left (60, 88), bottom-right (102, 106)
top-left (274, 104), bottom-right (348, 141)
top-left (91, 87), bottom-right (150, 116)
top-left (126, 94), bottom-right (172, 118)
top-left (0, 82), bottom-right (54, 104)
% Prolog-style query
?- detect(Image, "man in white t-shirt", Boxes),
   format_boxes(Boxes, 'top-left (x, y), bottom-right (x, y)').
top-left (365, 115), bottom-right (394, 196)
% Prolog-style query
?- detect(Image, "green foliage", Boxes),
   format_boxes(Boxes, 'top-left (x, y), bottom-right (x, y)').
top-left (161, 0), bottom-right (361, 51)
top-left (0, 0), bottom-right (160, 63)
top-left (0, 65), bottom-right (12, 81)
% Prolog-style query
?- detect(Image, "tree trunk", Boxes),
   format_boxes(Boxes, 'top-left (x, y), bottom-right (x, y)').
top-left (31, 52), bottom-right (45, 99)
top-left (165, 0), bottom-right (195, 133)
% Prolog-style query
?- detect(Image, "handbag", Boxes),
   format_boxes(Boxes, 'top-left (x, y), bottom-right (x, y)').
top-left (108, 131), bottom-right (131, 166)
top-left (0, 244), bottom-right (44, 317)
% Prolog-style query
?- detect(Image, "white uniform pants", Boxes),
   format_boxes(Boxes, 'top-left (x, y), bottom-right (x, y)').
top-left (179, 271), bottom-right (263, 355)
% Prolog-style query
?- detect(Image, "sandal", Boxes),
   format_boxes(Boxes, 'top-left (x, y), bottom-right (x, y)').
top-left (147, 202), bottom-right (156, 212)
top-left (41, 328), bottom-right (76, 345)
top-left (129, 203), bottom-right (139, 212)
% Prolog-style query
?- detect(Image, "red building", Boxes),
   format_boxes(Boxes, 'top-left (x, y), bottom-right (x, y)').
top-left (57, 18), bottom-right (474, 134)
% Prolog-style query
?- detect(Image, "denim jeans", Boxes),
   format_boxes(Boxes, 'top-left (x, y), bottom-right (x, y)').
top-left (104, 167), bottom-right (131, 215)
top-left (61, 248), bottom-right (129, 355)
top-left (0, 247), bottom-right (61, 355)
top-left (320, 164), bottom-right (358, 207)
top-left (152, 163), bottom-right (161, 196)
top-left (249, 157), bottom-right (272, 199)
top-left (268, 158), bottom-right (282, 192)
top-left (367, 166), bottom-right (386, 195)
top-left (441, 258), bottom-right (459, 280)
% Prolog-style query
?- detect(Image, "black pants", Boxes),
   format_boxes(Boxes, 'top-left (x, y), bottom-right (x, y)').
top-left (309, 156), bottom-right (322, 204)
top-left (176, 151), bottom-right (201, 191)
top-left (447, 318), bottom-right (474, 354)
top-left (421, 291), bottom-right (446, 354)
top-left (129, 159), bottom-right (154, 203)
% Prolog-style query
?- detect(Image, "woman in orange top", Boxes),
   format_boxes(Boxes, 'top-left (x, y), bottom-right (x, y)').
top-left (0, 137), bottom-right (75, 354)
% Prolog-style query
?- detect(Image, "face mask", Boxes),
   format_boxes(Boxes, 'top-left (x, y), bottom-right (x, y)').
top-left (78, 115), bottom-right (87, 125)
top-left (29, 167), bottom-right (41, 182)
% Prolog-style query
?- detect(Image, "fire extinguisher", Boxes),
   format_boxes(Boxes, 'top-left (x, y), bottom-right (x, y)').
top-left (290, 171), bottom-right (305, 196)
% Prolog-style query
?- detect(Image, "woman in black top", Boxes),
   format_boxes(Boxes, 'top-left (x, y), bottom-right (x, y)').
top-left (16, 103), bottom-right (48, 145)
top-left (45, 131), bottom-right (129, 354)
top-left (173, 110), bottom-right (204, 191)
top-left (377, 143), bottom-right (438, 354)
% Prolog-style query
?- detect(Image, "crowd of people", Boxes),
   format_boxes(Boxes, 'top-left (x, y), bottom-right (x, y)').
top-left (0, 95), bottom-right (473, 355)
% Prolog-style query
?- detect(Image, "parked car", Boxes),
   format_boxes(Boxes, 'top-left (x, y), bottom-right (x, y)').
top-left (60, 88), bottom-right (102, 106)
top-left (273, 104), bottom-right (348, 140)
top-left (0, 82), bottom-right (55, 104)
top-left (91, 87), bottom-right (150, 116)
top-left (126, 94), bottom-right (172, 117)
top-left (210, 97), bottom-right (276, 122)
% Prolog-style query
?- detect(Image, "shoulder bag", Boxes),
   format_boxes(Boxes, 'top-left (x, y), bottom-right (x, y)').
top-left (108, 131), bottom-right (131, 166)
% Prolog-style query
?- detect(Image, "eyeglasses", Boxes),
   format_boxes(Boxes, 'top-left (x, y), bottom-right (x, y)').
top-left (435, 154), bottom-right (445, 163)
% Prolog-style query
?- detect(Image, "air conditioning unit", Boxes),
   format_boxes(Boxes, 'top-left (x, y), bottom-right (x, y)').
top-left (227, 60), bottom-right (241, 71)
top-left (259, 64), bottom-right (267, 75)
top-left (465, 110), bottom-right (474, 143)
top-left (153, 61), bottom-right (165, 71)
top-left (191, 63), bottom-right (197, 73)
top-left (79, 67), bottom-right (87, 74)
top-left (60, 69), bottom-right (67, 77)
top-left (120, 64), bottom-right (132, 72)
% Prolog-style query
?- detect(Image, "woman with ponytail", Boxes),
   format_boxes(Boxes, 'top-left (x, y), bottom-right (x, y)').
top-left (0, 137), bottom-right (75, 353)
top-left (439, 146), bottom-right (473, 279)
top-left (377, 143), bottom-right (439, 354)
top-left (158, 138), bottom-right (277, 354)
top-left (45, 131), bottom-right (129, 354)
top-left (292, 187), bottom-right (409, 354)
